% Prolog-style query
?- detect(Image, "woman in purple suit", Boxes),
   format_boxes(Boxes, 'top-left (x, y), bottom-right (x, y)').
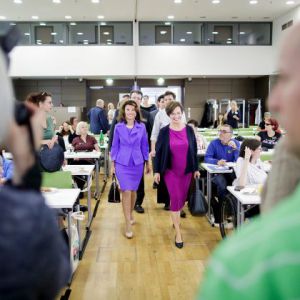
top-left (111, 100), bottom-right (150, 239)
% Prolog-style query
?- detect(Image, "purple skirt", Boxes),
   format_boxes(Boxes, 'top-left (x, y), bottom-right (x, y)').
top-left (115, 161), bottom-right (144, 191)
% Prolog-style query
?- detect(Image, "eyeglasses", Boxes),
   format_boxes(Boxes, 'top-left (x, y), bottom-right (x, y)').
top-left (218, 130), bottom-right (232, 134)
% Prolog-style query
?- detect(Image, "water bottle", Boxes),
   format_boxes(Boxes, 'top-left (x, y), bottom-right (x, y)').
top-left (99, 130), bottom-right (104, 146)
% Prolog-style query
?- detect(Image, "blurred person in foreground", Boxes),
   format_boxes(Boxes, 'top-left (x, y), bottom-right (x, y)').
top-left (0, 30), bottom-right (70, 300)
top-left (198, 23), bottom-right (300, 300)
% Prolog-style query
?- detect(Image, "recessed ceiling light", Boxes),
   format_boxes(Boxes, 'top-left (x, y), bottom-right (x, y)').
top-left (107, 39), bottom-right (112, 42)
top-left (24, 32), bottom-right (30, 36)
top-left (168, 15), bottom-right (175, 19)
top-left (0, 16), bottom-right (7, 20)
top-left (103, 32), bottom-right (110, 35)
top-left (249, 0), bottom-right (258, 4)
top-left (59, 40), bottom-right (64, 43)
top-left (174, 0), bottom-right (182, 3)
top-left (51, 32), bottom-right (57, 35)
top-left (31, 16), bottom-right (39, 20)
top-left (77, 32), bottom-right (84, 35)
top-left (212, 31), bottom-right (219, 34)
top-left (186, 31), bottom-right (192, 34)
top-left (212, 0), bottom-right (220, 4)
top-left (160, 31), bottom-right (167, 35)
top-left (97, 15), bottom-right (104, 19)
top-left (65, 15), bottom-right (72, 19)
top-left (165, 22), bottom-right (171, 25)
top-left (70, 22), bottom-right (76, 25)
top-left (10, 22), bottom-right (16, 26)
top-left (157, 78), bottom-right (165, 85)
top-left (240, 31), bottom-right (246, 35)
top-left (227, 38), bottom-right (232, 40)
top-left (40, 22), bottom-right (46, 26)
top-left (286, 0), bottom-right (295, 4)
top-left (106, 78), bottom-right (114, 85)
top-left (100, 22), bottom-right (106, 25)
top-left (52, 0), bottom-right (61, 3)
top-left (83, 40), bottom-right (89, 44)
top-left (14, 0), bottom-right (23, 4)
top-left (107, 42), bottom-right (112, 45)
top-left (226, 40), bottom-right (232, 44)
top-left (91, 0), bottom-right (100, 3)
top-left (180, 38), bottom-right (186, 42)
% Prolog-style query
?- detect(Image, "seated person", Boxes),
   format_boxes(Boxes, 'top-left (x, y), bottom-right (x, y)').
top-left (258, 112), bottom-right (271, 132)
top-left (68, 116), bottom-right (79, 144)
top-left (257, 118), bottom-right (281, 150)
top-left (57, 121), bottom-right (73, 149)
top-left (0, 153), bottom-right (14, 185)
top-left (204, 124), bottom-right (240, 223)
top-left (71, 121), bottom-right (100, 192)
top-left (187, 119), bottom-right (208, 150)
top-left (233, 139), bottom-right (267, 187)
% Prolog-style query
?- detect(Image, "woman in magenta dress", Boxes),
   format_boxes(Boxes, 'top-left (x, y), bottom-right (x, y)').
top-left (110, 100), bottom-right (150, 239)
top-left (154, 102), bottom-right (200, 248)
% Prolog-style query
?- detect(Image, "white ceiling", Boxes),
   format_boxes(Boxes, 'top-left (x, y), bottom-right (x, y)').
top-left (0, 0), bottom-right (299, 22)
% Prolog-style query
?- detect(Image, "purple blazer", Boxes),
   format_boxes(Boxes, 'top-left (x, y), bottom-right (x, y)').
top-left (110, 121), bottom-right (149, 166)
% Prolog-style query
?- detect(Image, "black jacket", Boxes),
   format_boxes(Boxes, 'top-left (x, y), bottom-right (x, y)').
top-left (154, 125), bottom-right (199, 174)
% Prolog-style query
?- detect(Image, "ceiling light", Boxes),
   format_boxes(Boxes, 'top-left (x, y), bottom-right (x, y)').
top-left (286, 0), bottom-right (295, 4)
top-left (226, 41), bottom-right (232, 44)
top-left (83, 41), bottom-right (89, 45)
top-left (107, 42), bottom-right (112, 45)
top-left (97, 15), bottom-right (104, 19)
top-left (240, 31), bottom-right (246, 35)
top-left (10, 22), bottom-right (16, 26)
top-left (249, 0), bottom-right (258, 4)
top-left (227, 38), bottom-right (232, 40)
top-left (70, 22), bottom-right (76, 26)
top-left (59, 40), bottom-right (64, 43)
top-left (51, 32), bottom-right (57, 35)
top-left (160, 30), bottom-right (167, 35)
top-left (14, 0), bottom-right (23, 4)
top-left (24, 32), bottom-right (30, 36)
top-left (31, 16), bottom-right (39, 20)
top-left (100, 22), bottom-right (106, 25)
top-left (91, 0), bottom-right (100, 2)
top-left (52, 0), bottom-right (61, 3)
top-left (165, 22), bottom-right (171, 25)
top-left (212, 0), bottom-right (220, 4)
top-left (168, 15), bottom-right (175, 19)
top-left (103, 32), bottom-right (110, 35)
top-left (174, 0), bottom-right (182, 3)
top-left (212, 31), bottom-right (218, 35)
top-left (65, 16), bottom-right (72, 19)
top-left (157, 78), bottom-right (165, 85)
top-left (77, 32), bottom-right (83, 35)
top-left (186, 31), bottom-right (192, 34)
top-left (40, 22), bottom-right (46, 26)
top-left (107, 39), bottom-right (112, 42)
top-left (106, 79), bottom-right (113, 85)
top-left (0, 16), bottom-right (7, 20)
top-left (180, 38), bottom-right (186, 42)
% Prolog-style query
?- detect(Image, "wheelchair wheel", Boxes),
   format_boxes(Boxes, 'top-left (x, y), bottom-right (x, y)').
top-left (220, 195), bottom-right (237, 239)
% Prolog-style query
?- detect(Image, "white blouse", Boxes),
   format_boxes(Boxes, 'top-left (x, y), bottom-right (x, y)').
top-left (233, 157), bottom-right (268, 186)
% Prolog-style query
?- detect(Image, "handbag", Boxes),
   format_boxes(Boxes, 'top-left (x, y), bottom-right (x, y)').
top-left (188, 178), bottom-right (208, 216)
top-left (39, 143), bottom-right (64, 172)
top-left (108, 174), bottom-right (120, 203)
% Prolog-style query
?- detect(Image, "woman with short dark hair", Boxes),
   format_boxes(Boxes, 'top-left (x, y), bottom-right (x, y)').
top-left (154, 101), bottom-right (200, 249)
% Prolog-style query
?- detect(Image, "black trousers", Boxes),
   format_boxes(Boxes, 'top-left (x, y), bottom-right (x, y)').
top-left (135, 175), bottom-right (145, 206)
top-left (156, 176), bottom-right (170, 206)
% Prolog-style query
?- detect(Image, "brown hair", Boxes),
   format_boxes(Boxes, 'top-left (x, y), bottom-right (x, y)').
top-left (239, 139), bottom-right (261, 159)
top-left (187, 119), bottom-right (198, 127)
top-left (164, 90), bottom-right (176, 100)
top-left (25, 91), bottom-right (52, 106)
top-left (165, 101), bottom-right (183, 116)
top-left (118, 100), bottom-right (141, 123)
top-left (61, 121), bottom-right (71, 136)
top-left (70, 116), bottom-right (77, 126)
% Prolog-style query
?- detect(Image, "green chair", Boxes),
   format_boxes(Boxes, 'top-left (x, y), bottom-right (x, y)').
top-left (42, 171), bottom-right (73, 188)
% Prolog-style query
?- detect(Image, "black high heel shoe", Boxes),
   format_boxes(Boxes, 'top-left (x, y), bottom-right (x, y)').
top-left (175, 236), bottom-right (184, 249)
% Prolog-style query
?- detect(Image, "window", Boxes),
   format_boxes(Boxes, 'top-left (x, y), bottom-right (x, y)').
top-left (173, 23), bottom-right (203, 45)
top-left (100, 25), bottom-right (114, 44)
top-left (239, 23), bottom-right (271, 45)
top-left (69, 23), bottom-right (98, 45)
top-left (155, 25), bottom-right (171, 44)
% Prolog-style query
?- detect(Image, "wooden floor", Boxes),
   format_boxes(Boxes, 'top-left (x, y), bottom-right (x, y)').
top-left (69, 172), bottom-right (221, 300)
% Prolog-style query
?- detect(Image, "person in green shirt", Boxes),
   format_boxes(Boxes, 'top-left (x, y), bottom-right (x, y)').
top-left (198, 23), bottom-right (300, 300)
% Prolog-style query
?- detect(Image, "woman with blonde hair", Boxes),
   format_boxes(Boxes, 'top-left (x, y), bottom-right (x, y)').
top-left (107, 102), bottom-right (116, 125)
top-left (225, 100), bottom-right (240, 129)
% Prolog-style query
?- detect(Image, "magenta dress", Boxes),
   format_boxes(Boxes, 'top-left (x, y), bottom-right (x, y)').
top-left (164, 128), bottom-right (193, 212)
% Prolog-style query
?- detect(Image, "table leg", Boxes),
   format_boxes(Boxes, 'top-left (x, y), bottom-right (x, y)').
top-left (237, 201), bottom-right (241, 227)
top-left (207, 172), bottom-right (214, 225)
top-left (87, 174), bottom-right (92, 228)
top-left (94, 158), bottom-right (100, 200)
top-left (241, 205), bottom-right (245, 225)
top-left (67, 211), bottom-right (73, 269)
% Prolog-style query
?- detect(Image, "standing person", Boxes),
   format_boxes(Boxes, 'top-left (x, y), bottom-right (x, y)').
top-left (68, 116), bottom-right (79, 144)
top-left (198, 23), bottom-right (300, 300)
top-left (213, 113), bottom-right (225, 129)
top-left (224, 100), bottom-right (241, 129)
top-left (87, 99), bottom-right (109, 134)
top-left (258, 112), bottom-right (272, 131)
top-left (154, 102), bottom-right (200, 248)
top-left (109, 90), bottom-right (150, 214)
top-left (141, 95), bottom-right (157, 112)
top-left (110, 100), bottom-right (150, 238)
top-left (149, 94), bottom-right (165, 131)
top-left (257, 118), bottom-right (281, 150)
top-left (107, 102), bottom-right (116, 126)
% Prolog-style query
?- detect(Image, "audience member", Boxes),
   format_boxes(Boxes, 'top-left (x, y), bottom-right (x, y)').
top-left (257, 118), bottom-right (281, 150)
top-left (258, 112), bottom-right (271, 131)
top-left (87, 99), bottom-right (109, 134)
top-left (213, 113), bottom-right (225, 129)
top-left (224, 100), bottom-right (241, 129)
top-left (187, 119), bottom-right (208, 150)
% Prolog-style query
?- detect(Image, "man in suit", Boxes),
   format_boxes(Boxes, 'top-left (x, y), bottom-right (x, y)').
top-left (109, 90), bottom-right (151, 213)
top-left (87, 99), bottom-right (109, 134)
